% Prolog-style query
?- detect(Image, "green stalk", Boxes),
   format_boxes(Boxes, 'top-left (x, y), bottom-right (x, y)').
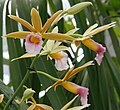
top-left (4, 55), bottom-right (39, 110)
top-left (30, 71), bottom-right (60, 81)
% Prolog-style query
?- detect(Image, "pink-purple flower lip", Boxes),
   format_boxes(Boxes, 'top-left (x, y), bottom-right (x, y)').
top-left (26, 33), bottom-right (42, 44)
top-left (50, 51), bottom-right (69, 71)
top-left (25, 33), bottom-right (43, 54)
top-left (95, 43), bottom-right (106, 65)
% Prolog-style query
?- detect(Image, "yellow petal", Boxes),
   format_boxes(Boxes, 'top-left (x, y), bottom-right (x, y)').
top-left (42, 33), bottom-right (76, 41)
top-left (84, 22), bottom-right (116, 37)
top-left (8, 15), bottom-right (35, 32)
top-left (52, 41), bottom-right (62, 50)
top-left (61, 95), bottom-right (79, 110)
top-left (51, 46), bottom-right (68, 54)
top-left (31, 8), bottom-right (42, 32)
top-left (66, 28), bottom-right (79, 35)
top-left (67, 104), bottom-right (90, 110)
top-left (27, 104), bottom-right (36, 110)
top-left (37, 104), bottom-right (53, 110)
top-left (11, 53), bottom-right (36, 61)
top-left (63, 66), bottom-right (74, 81)
top-left (67, 61), bottom-right (94, 80)
top-left (41, 10), bottom-right (62, 34)
top-left (52, 80), bottom-right (63, 90)
top-left (43, 40), bottom-right (55, 51)
top-left (83, 24), bottom-right (98, 36)
top-left (52, 26), bottom-right (58, 33)
top-left (4, 31), bottom-right (31, 39)
top-left (82, 38), bottom-right (99, 52)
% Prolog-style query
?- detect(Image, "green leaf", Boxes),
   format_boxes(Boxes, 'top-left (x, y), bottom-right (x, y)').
top-left (0, 0), bottom-right (5, 80)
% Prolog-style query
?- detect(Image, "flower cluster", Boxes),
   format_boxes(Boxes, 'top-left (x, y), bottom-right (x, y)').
top-left (3, 2), bottom-right (115, 110)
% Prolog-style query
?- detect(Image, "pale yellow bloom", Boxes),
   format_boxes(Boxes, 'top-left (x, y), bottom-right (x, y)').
top-left (0, 94), bottom-right (4, 103)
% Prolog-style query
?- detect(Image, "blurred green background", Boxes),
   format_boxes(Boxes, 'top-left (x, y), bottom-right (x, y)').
top-left (0, 0), bottom-right (120, 109)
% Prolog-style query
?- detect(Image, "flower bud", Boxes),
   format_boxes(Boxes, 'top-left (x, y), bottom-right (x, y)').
top-left (65, 2), bottom-right (92, 15)
top-left (17, 88), bottom-right (35, 105)
top-left (23, 88), bottom-right (35, 100)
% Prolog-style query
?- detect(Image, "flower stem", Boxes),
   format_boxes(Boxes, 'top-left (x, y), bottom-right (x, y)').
top-left (4, 55), bottom-right (39, 110)
top-left (30, 71), bottom-right (60, 81)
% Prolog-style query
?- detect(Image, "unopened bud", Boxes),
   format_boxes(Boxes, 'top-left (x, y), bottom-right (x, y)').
top-left (23, 88), bottom-right (35, 100)
top-left (65, 2), bottom-right (92, 15)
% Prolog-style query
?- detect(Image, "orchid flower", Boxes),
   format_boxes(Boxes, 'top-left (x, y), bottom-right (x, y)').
top-left (52, 61), bottom-right (94, 105)
top-left (5, 8), bottom-right (75, 41)
top-left (50, 51), bottom-right (69, 71)
top-left (42, 40), bottom-right (69, 71)
top-left (4, 8), bottom-right (76, 60)
top-left (73, 22), bottom-right (115, 65)
top-left (82, 38), bottom-right (106, 65)
top-left (62, 81), bottom-right (89, 105)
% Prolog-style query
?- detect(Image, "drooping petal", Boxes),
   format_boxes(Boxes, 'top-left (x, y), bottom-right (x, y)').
top-left (78, 87), bottom-right (89, 105)
top-left (50, 51), bottom-right (69, 71)
top-left (41, 10), bottom-right (62, 34)
top-left (95, 43), bottom-right (106, 65)
top-left (55, 58), bottom-right (69, 71)
top-left (82, 38), bottom-right (106, 65)
top-left (42, 33), bottom-right (76, 41)
top-left (4, 31), bottom-right (31, 39)
top-left (61, 81), bottom-right (89, 105)
top-left (25, 33), bottom-right (43, 54)
top-left (8, 15), bottom-right (35, 32)
top-left (31, 8), bottom-right (42, 32)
